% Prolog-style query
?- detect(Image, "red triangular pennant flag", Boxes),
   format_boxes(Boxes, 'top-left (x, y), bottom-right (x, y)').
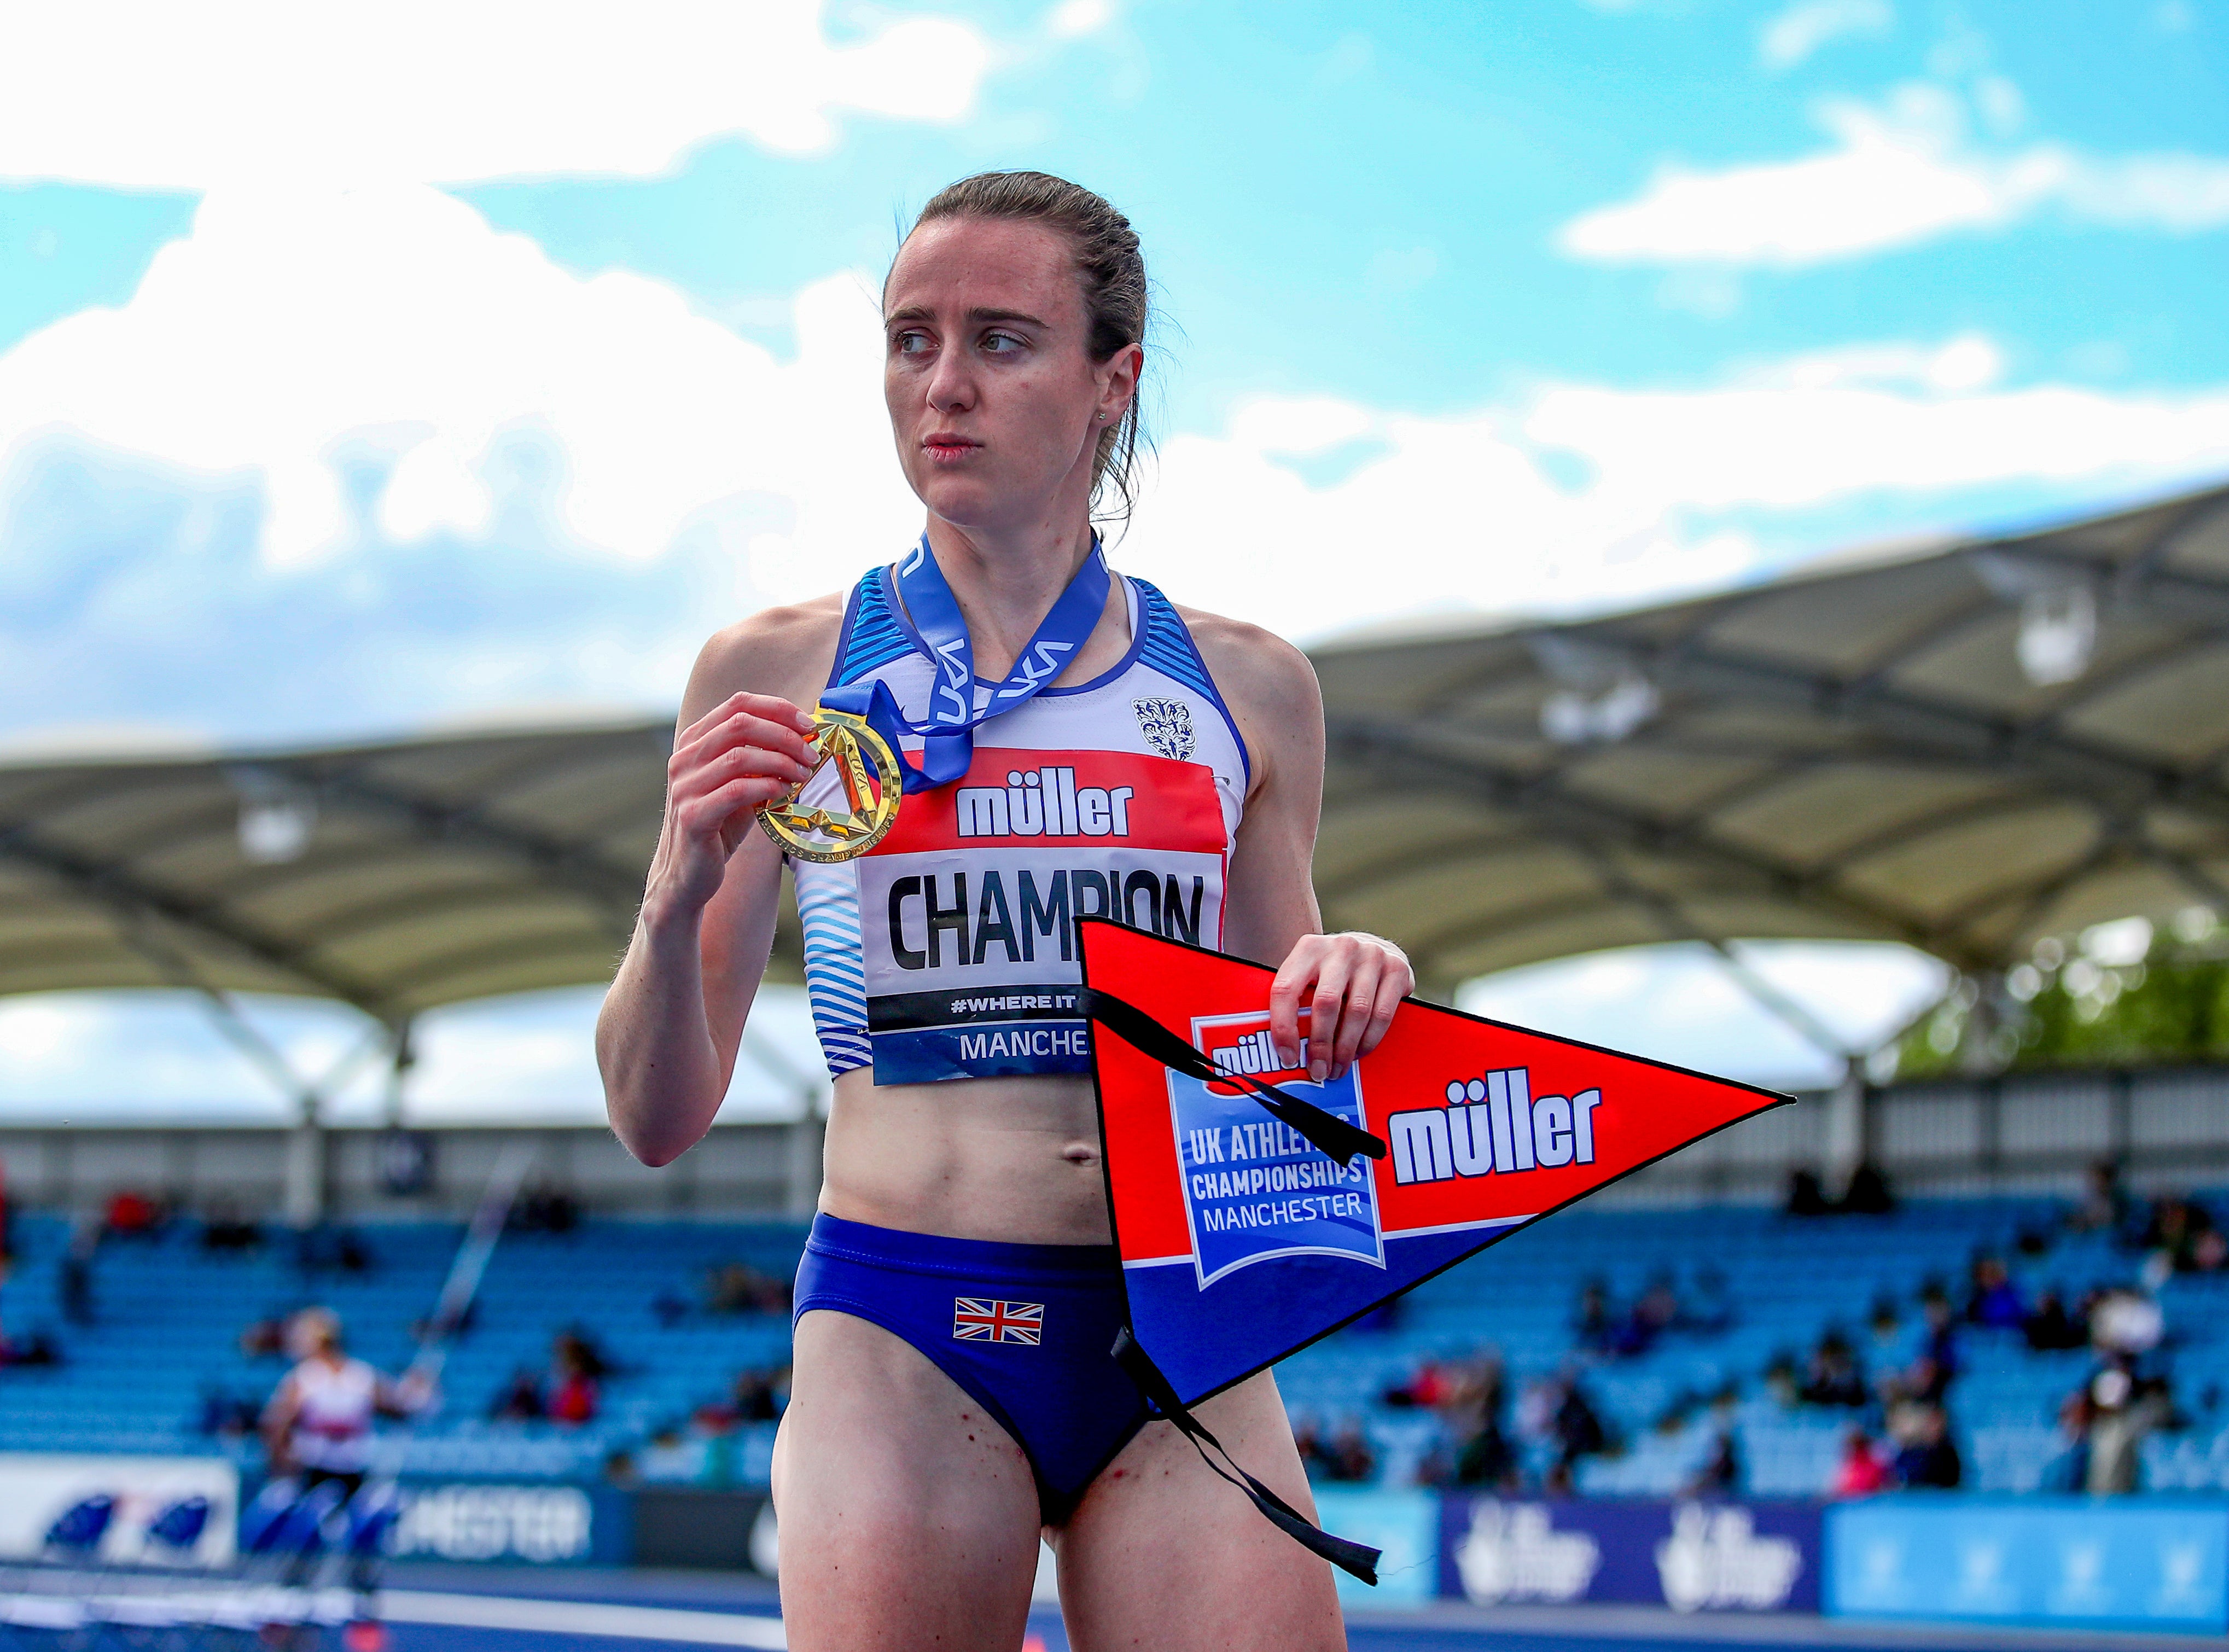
top-left (1079, 919), bottom-right (1791, 1407)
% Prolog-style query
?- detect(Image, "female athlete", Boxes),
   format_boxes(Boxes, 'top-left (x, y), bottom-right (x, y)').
top-left (599, 171), bottom-right (1411, 1651)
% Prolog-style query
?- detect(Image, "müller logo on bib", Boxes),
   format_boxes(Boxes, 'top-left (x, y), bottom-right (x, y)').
top-left (876, 748), bottom-right (1223, 854)
top-left (954, 766), bottom-right (1135, 839)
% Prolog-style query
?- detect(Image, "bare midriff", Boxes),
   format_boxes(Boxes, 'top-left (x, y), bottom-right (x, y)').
top-left (818, 1066), bottom-right (1112, 1244)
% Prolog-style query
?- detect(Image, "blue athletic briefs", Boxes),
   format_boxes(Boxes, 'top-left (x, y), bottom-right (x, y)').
top-left (793, 1214), bottom-right (1151, 1521)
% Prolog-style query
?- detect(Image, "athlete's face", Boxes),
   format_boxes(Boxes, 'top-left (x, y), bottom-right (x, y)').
top-left (883, 217), bottom-right (1138, 537)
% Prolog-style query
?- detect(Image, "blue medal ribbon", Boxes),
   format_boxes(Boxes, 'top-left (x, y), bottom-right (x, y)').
top-left (822, 534), bottom-right (1112, 795)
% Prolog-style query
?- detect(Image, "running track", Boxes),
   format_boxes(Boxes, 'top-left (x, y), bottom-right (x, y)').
top-left (374, 1567), bottom-right (2225, 1652)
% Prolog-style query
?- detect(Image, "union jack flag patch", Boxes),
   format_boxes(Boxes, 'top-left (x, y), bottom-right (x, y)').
top-left (952, 1297), bottom-right (1045, 1344)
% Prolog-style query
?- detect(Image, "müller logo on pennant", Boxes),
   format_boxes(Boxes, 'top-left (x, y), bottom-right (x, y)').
top-left (1168, 1008), bottom-right (1385, 1289)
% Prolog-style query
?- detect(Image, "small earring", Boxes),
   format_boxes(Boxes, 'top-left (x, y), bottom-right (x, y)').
top-left (1097, 412), bottom-right (1107, 422)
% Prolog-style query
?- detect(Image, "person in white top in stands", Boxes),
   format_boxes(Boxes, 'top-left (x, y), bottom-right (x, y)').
top-left (260, 1307), bottom-right (431, 1504)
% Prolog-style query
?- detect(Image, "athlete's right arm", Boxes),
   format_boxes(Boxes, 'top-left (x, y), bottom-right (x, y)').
top-left (598, 602), bottom-right (838, 1166)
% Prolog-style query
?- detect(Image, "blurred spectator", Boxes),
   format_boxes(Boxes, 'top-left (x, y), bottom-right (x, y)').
top-left (1384, 1347), bottom-right (1503, 1432)
top-left (1453, 1417), bottom-right (1517, 1489)
top-left (239, 1316), bottom-right (289, 1359)
top-left (1320, 1419), bottom-right (1376, 1483)
top-left (1888, 1402), bottom-right (1961, 1488)
top-left (105, 1189), bottom-right (162, 1238)
top-left (1881, 1287), bottom-right (1960, 1406)
top-left (489, 1368), bottom-right (545, 1423)
top-left (58, 1223), bottom-right (97, 1327)
top-left (2085, 1360), bottom-right (2173, 1494)
top-left (1686, 1429), bottom-right (1739, 1497)
top-left (554, 1327), bottom-right (612, 1382)
top-left (706, 1261), bottom-right (792, 1315)
top-left (1684, 1265), bottom-right (1735, 1336)
top-left (2068, 1158), bottom-right (2132, 1237)
top-left (696, 1367), bottom-right (788, 1430)
top-left (1832, 1427), bottom-right (1892, 1497)
top-left (1551, 1371), bottom-right (1611, 1471)
top-left (2023, 1287), bottom-right (2088, 1352)
top-left (511, 1184), bottom-right (580, 1235)
top-left (1609, 1271), bottom-right (1680, 1359)
top-left (195, 1387), bottom-right (259, 1440)
top-left (293, 1222), bottom-right (373, 1277)
top-left (1964, 1255), bottom-right (2025, 1330)
top-left (201, 1203), bottom-right (263, 1253)
top-left (1762, 1351), bottom-right (1800, 1409)
top-left (549, 1343), bottom-right (599, 1427)
top-left (1840, 1162), bottom-right (1894, 1216)
top-left (2045, 1387), bottom-right (2095, 1492)
top-left (1785, 1168), bottom-right (1831, 1217)
top-left (0, 1328), bottom-right (62, 1368)
top-left (2090, 1287), bottom-right (2166, 1358)
top-left (1572, 1278), bottom-right (1614, 1352)
top-left (2140, 1196), bottom-right (2221, 1275)
top-left (1797, 1329), bottom-right (1868, 1409)
top-left (1866, 1294), bottom-right (1905, 1365)
top-left (732, 1368), bottom-right (785, 1422)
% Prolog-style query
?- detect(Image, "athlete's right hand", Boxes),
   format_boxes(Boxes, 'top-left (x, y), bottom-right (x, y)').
top-left (646, 691), bottom-right (819, 919)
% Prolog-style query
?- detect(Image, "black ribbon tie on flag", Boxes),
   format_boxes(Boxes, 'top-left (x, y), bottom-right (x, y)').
top-left (1080, 986), bottom-right (1384, 1585)
top-left (1111, 1328), bottom-right (1382, 1586)
top-left (1076, 987), bottom-right (1387, 1167)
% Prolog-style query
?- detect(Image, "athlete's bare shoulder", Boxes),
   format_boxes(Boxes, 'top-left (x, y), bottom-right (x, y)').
top-left (1169, 602), bottom-right (1323, 795)
top-left (683, 591), bottom-right (846, 720)
top-left (1172, 603), bottom-right (1322, 728)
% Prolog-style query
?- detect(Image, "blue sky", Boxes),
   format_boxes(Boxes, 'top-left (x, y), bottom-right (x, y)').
top-left (0, 0), bottom-right (2222, 1120)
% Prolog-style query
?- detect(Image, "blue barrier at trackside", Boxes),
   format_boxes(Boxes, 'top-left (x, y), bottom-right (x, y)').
top-left (1825, 1496), bottom-right (2228, 1634)
top-left (252, 1477), bottom-right (2229, 1637)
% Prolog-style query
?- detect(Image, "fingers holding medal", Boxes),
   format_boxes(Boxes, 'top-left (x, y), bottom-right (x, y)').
top-left (756, 706), bottom-right (904, 864)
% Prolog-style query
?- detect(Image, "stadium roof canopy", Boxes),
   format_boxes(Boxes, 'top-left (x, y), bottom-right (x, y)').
top-left (1, 481), bottom-right (2225, 1028)
top-left (1315, 480), bottom-right (2229, 993)
top-left (0, 716), bottom-right (697, 1023)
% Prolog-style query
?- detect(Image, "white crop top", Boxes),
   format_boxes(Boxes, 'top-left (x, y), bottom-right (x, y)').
top-left (790, 562), bottom-right (1249, 1085)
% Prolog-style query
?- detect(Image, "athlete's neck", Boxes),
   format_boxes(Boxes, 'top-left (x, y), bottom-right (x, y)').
top-left (922, 516), bottom-right (1102, 682)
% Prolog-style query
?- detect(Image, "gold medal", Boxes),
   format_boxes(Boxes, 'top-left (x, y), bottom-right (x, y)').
top-left (756, 706), bottom-right (904, 863)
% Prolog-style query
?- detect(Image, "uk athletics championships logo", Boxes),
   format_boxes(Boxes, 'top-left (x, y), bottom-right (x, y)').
top-left (1169, 1009), bottom-right (1384, 1288)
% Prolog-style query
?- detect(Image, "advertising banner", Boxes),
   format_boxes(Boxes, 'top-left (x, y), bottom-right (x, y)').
top-left (0, 1452), bottom-right (237, 1566)
top-left (1438, 1496), bottom-right (1820, 1612)
top-left (388, 1481), bottom-right (630, 1566)
top-left (1826, 1497), bottom-right (2228, 1632)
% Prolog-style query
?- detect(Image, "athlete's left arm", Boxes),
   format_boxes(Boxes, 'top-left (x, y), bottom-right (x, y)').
top-left (1186, 611), bottom-right (1413, 1082)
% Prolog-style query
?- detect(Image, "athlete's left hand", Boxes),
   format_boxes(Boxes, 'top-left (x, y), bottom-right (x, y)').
top-left (1268, 932), bottom-right (1415, 1085)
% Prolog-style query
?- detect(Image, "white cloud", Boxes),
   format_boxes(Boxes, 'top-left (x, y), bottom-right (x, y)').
top-left (1046, 0), bottom-right (1115, 39)
top-left (0, 177), bottom-right (2222, 792)
top-left (8, 181), bottom-right (2229, 703)
top-left (1759, 0), bottom-right (1893, 72)
top-left (0, 1), bottom-right (990, 189)
top-left (1120, 344), bottom-right (2229, 639)
top-left (0, 185), bottom-right (918, 577)
top-left (1561, 83), bottom-right (2229, 268)
top-left (1460, 941), bottom-right (1948, 1088)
